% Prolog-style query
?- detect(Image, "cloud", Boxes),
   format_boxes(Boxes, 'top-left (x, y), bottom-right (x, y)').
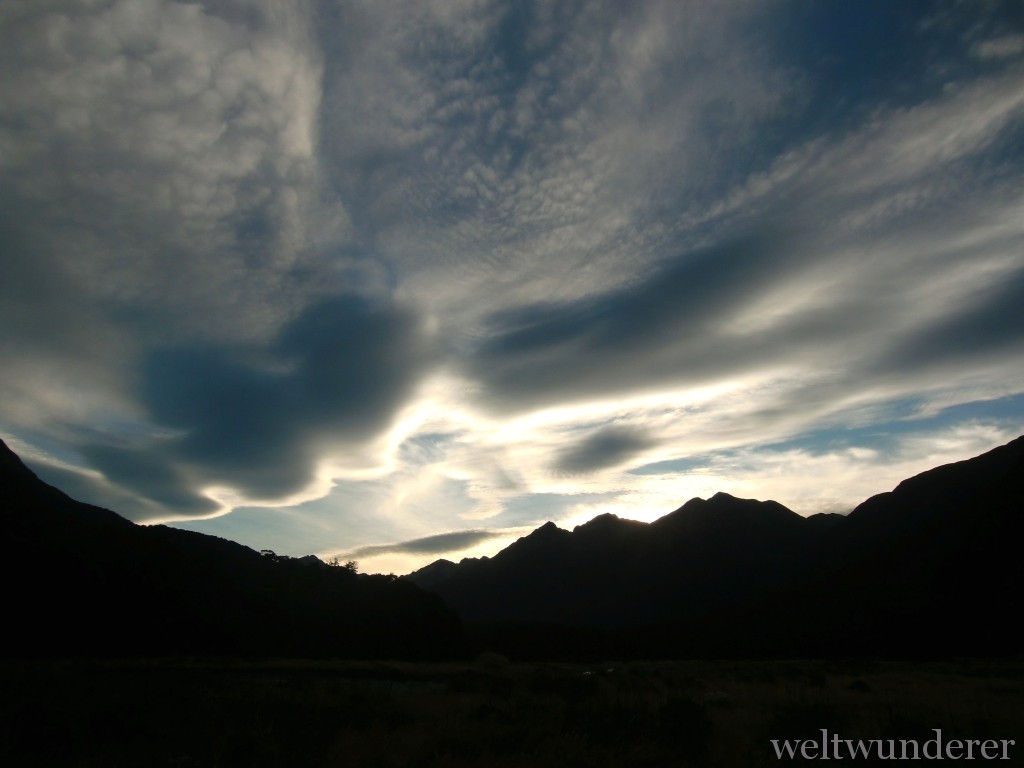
top-left (553, 426), bottom-right (656, 476)
top-left (24, 460), bottom-right (174, 522)
top-left (464, 231), bottom-right (801, 409)
top-left (646, 419), bottom-right (1024, 518)
top-left (3, 1), bottom-right (1024, 570)
top-left (971, 34), bottom-right (1024, 61)
top-left (458, 56), bottom-right (1024, 429)
top-left (316, 0), bottom-right (791, 322)
top-left (70, 295), bottom-right (434, 517)
top-left (341, 529), bottom-right (503, 560)
top-left (0, 0), bottom-right (336, 297)
top-left (873, 265), bottom-right (1024, 375)
top-left (0, 0), bottom-right (370, 448)
top-left (78, 443), bottom-right (219, 516)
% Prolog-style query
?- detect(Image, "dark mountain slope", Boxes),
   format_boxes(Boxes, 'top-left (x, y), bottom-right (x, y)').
top-left (408, 436), bottom-right (1024, 658)
top-left (1, 440), bottom-right (461, 659)
top-left (801, 435), bottom-right (1024, 656)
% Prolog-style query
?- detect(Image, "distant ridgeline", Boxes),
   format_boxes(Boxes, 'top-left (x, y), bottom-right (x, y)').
top-left (3, 436), bottom-right (1022, 661)
top-left (407, 436), bottom-right (1024, 660)
top-left (0, 440), bottom-right (462, 659)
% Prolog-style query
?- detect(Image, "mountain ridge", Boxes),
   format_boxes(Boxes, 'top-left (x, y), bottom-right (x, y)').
top-left (407, 436), bottom-right (1024, 658)
top-left (4, 435), bottom-right (1022, 660)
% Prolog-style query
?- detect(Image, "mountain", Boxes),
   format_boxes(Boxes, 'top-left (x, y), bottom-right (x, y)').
top-left (5, 435), bottom-right (1021, 661)
top-left (1, 440), bottom-right (462, 659)
top-left (409, 495), bottom-right (817, 626)
top-left (800, 435), bottom-right (1024, 656)
top-left (408, 436), bottom-right (1024, 659)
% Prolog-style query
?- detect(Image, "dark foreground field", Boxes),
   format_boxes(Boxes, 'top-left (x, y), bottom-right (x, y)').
top-left (2, 657), bottom-right (1021, 767)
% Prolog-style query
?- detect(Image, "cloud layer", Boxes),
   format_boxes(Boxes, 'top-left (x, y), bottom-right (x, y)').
top-left (3, 0), bottom-right (1024, 572)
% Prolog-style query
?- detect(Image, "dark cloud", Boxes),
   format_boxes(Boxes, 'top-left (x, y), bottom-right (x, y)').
top-left (74, 295), bottom-right (433, 515)
top-left (24, 461), bottom-right (168, 523)
top-left (701, 264), bottom-right (1024, 442)
top-left (553, 426), bottom-right (656, 476)
top-left (467, 231), bottom-right (798, 409)
top-left (0, 217), bottom-right (85, 354)
top-left (874, 267), bottom-right (1024, 375)
top-left (276, 296), bottom-right (430, 433)
top-left (482, 232), bottom-right (789, 354)
top-left (78, 444), bottom-right (218, 516)
top-left (0, 211), bottom-right (126, 406)
top-left (344, 529), bottom-right (501, 560)
top-left (744, 265), bottom-right (1024, 434)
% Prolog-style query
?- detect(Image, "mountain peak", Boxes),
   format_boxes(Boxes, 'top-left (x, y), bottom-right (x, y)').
top-left (520, 520), bottom-right (567, 544)
top-left (651, 493), bottom-right (802, 540)
top-left (495, 520), bottom-right (570, 563)
top-left (573, 512), bottom-right (621, 530)
top-left (572, 512), bottom-right (647, 538)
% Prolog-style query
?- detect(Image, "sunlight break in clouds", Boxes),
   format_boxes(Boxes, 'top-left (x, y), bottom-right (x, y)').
top-left (2, 1), bottom-right (1023, 573)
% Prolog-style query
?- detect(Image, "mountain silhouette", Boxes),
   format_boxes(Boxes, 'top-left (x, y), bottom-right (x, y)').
top-left (408, 436), bottom-right (1024, 659)
top-left (5, 435), bottom-right (1022, 661)
top-left (1, 440), bottom-right (461, 659)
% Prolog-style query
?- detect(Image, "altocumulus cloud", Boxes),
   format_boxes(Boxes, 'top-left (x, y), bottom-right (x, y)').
top-left (0, 0), bottom-right (350, 431)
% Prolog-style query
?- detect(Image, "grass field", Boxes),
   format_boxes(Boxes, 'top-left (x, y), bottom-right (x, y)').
top-left (2, 656), bottom-right (1021, 767)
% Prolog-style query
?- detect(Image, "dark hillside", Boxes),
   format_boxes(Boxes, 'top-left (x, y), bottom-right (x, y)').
top-left (1, 440), bottom-right (462, 659)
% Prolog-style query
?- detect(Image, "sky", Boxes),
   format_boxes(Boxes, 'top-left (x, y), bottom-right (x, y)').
top-left (2, 0), bottom-right (1024, 575)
